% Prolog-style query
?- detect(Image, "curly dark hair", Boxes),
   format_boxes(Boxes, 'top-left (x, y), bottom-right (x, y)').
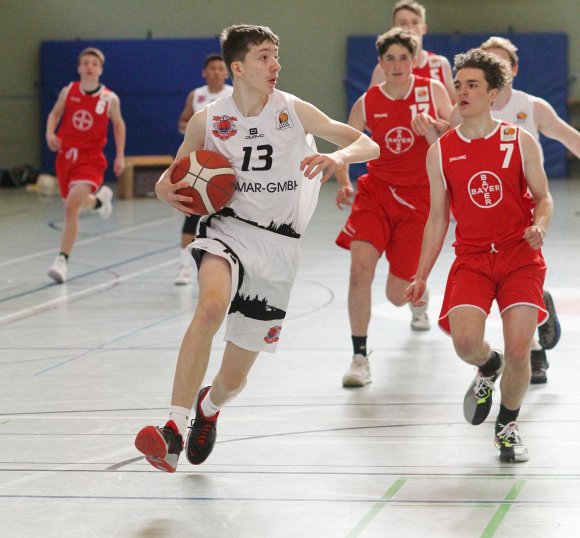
top-left (454, 48), bottom-right (512, 91)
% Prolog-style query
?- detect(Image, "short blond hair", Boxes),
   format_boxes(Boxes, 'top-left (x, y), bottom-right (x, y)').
top-left (480, 36), bottom-right (519, 66)
top-left (78, 47), bottom-right (105, 66)
top-left (392, 1), bottom-right (426, 24)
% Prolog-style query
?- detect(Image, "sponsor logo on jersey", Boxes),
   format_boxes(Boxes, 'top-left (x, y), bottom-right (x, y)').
top-left (428, 56), bottom-right (441, 67)
top-left (236, 180), bottom-right (299, 193)
top-left (415, 87), bottom-right (430, 103)
top-left (468, 171), bottom-right (503, 208)
top-left (212, 115), bottom-right (238, 140)
top-left (70, 97), bottom-right (81, 102)
top-left (501, 126), bottom-right (517, 141)
top-left (449, 154), bottom-right (467, 162)
top-left (385, 126), bottom-right (414, 154)
top-left (276, 106), bottom-right (294, 130)
top-left (245, 127), bottom-right (265, 139)
top-left (264, 325), bottom-right (282, 344)
top-left (516, 111), bottom-right (527, 121)
top-left (72, 109), bottom-right (94, 131)
top-left (196, 95), bottom-right (207, 104)
top-left (374, 113), bottom-right (389, 118)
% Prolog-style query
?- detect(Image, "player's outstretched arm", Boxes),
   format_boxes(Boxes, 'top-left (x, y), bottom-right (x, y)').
top-left (296, 99), bottom-right (379, 183)
top-left (520, 129), bottom-right (553, 250)
top-left (534, 97), bottom-right (580, 159)
top-left (155, 109), bottom-right (207, 215)
top-left (109, 94), bottom-right (126, 176)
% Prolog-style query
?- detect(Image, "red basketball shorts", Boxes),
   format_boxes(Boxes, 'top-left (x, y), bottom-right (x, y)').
top-left (335, 174), bottom-right (430, 282)
top-left (56, 147), bottom-right (106, 199)
top-left (438, 241), bottom-right (548, 335)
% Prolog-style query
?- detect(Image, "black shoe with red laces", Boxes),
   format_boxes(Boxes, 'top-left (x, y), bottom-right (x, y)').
top-left (186, 386), bottom-right (220, 465)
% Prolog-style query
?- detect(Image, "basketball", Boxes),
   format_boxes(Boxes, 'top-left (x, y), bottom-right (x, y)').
top-left (171, 150), bottom-right (236, 215)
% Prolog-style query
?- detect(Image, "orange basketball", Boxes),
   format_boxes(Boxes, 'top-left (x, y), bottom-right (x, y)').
top-left (170, 150), bottom-right (236, 215)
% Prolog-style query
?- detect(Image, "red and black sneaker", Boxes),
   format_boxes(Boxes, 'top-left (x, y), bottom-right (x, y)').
top-left (135, 420), bottom-right (183, 473)
top-left (186, 386), bottom-right (220, 465)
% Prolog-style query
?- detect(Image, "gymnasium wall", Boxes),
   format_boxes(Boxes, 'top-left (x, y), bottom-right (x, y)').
top-left (0, 0), bottom-right (579, 176)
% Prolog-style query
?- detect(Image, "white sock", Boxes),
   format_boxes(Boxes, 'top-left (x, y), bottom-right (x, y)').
top-left (200, 389), bottom-right (221, 418)
top-left (531, 338), bottom-right (542, 351)
top-left (168, 405), bottom-right (190, 436)
top-left (409, 289), bottom-right (429, 316)
top-left (179, 248), bottom-right (193, 266)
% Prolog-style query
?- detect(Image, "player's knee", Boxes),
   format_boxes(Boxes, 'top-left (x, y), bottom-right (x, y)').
top-left (386, 288), bottom-right (406, 307)
top-left (504, 341), bottom-right (531, 367)
top-left (195, 295), bottom-right (228, 327)
top-left (452, 334), bottom-right (482, 360)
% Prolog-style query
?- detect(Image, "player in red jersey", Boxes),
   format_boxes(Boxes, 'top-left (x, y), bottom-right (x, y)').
top-left (45, 47), bottom-right (126, 283)
top-left (369, 1), bottom-right (455, 103)
top-left (337, 28), bottom-right (452, 388)
top-left (405, 49), bottom-right (553, 463)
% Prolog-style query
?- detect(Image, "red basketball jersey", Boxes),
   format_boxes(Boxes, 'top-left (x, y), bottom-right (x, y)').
top-left (414, 50), bottom-right (446, 83)
top-left (364, 75), bottom-right (437, 187)
top-left (57, 82), bottom-right (112, 150)
top-left (438, 122), bottom-right (535, 252)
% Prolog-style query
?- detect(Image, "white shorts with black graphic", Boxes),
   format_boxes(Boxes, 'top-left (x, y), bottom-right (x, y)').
top-left (187, 216), bottom-right (300, 353)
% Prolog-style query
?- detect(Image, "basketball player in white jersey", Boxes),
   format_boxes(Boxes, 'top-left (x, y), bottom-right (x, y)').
top-left (174, 54), bottom-right (233, 285)
top-left (369, 1), bottom-right (455, 103)
top-left (134, 24), bottom-right (379, 473)
top-left (461, 36), bottom-right (578, 383)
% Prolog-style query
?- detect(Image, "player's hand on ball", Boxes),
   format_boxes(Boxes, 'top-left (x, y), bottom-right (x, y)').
top-left (156, 162), bottom-right (194, 215)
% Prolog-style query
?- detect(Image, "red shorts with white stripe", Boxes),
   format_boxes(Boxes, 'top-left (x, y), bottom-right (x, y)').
top-left (56, 147), bottom-right (106, 199)
top-left (438, 240), bottom-right (548, 335)
top-left (335, 174), bottom-right (430, 282)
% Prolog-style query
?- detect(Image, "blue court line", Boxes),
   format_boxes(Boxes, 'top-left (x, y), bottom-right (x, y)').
top-left (32, 310), bottom-right (185, 376)
top-left (0, 244), bottom-right (175, 305)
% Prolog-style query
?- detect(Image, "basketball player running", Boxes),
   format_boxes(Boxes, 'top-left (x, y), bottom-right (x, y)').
top-left (134, 24), bottom-right (379, 472)
top-left (46, 47), bottom-right (126, 283)
top-left (174, 54), bottom-right (233, 286)
top-left (405, 49), bottom-right (553, 462)
top-left (369, 1), bottom-right (455, 103)
top-left (337, 28), bottom-right (452, 388)
top-left (478, 36), bottom-right (577, 383)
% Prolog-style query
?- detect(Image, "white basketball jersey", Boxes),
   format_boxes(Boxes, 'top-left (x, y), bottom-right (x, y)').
top-left (192, 84), bottom-right (233, 113)
top-left (492, 89), bottom-right (543, 162)
top-left (204, 90), bottom-right (321, 238)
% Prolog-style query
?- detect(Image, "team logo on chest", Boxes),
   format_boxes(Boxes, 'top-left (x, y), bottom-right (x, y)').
top-left (212, 115), bottom-right (238, 140)
top-left (275, 106), bottom-right (294, 130)
top-left (414, 86), bottom-right (430, 103)
top-left (72, 109), bottom-right (93, 131)
top-left (385, 127), bottom-right (414, 154)
top-left (468, 171), bottom-right (503, 208)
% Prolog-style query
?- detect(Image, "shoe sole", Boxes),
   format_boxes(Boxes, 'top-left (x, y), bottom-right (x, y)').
top-left (530, 374), bottom-right (547, 384)
top-left (410, 324), bottom-right (430, 332)
top-left (538, 291), bottom-right (560, 350)
top-left (135, 426), bottom-right (177, 473)
top-left (342, 376), bottom-right (371, 388)
top-left (48, 269), bottom-right (65, 283)
top-left (494, 440), bottom-right (529, 463)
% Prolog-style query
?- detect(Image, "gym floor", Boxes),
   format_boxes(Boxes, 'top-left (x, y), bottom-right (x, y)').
top-left (1, 178), bottom-right (579, 537)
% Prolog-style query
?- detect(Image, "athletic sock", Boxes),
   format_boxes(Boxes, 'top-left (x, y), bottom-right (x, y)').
top-left (409, 288), bottom-right (429, 316)
top-left (480, 350), bottom-right (502, 376)
top-left (351, 335), bottom-right (367, 357)
top-left (168, 405), bottom-right (190, 437)
top-left (179, 247), bottom-right (193, 266)
top-left (497, 404), bottom-right (520, 425)
top-left (94, 198), bottom-right (103, 209)
top-left (58, 252), bottom-right (69, 261)
top-left (200, 389), bottom-right (221, 418)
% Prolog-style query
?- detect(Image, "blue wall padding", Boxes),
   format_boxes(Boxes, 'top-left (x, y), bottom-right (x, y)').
top-left (41, 38), bottom-right (222, 179)
top-left (346, 33), bottom-right (569, 178)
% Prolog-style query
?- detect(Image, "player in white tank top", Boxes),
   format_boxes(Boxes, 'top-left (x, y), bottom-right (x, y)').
top-left (134, 24), bottom-right (379, 473)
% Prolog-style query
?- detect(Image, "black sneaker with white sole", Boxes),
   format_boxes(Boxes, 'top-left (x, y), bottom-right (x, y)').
top-left (463, 351), bottom-right (504, 425)
top-left (495, 420), bottom-right (529, 462)
top-left (186, 386), bottom-right (220, 465)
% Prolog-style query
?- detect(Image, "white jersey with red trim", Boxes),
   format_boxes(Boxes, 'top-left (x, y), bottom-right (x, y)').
top-left (203, 89), bottom-right (321, 238)
top-left (492, 89), bottom-right (543, 162)
top-left (192, 84), bottom-right (233, 113)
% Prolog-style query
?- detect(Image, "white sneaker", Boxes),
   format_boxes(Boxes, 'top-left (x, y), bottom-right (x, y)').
top-left (342, 354), bottom-right (371, 387)
top-left (174, 264), bottom-right (193, 286)
top-left (96, 185), bottom-right (113, 219)
top-left (48, 254), bottom-right (68, 283)
top-left (410, 312), bottom-right (430, 331)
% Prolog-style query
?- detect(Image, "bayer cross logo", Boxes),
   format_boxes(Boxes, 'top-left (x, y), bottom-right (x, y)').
top-left (468, 171), bottom-right (503, 208)
top-left (385, 127), bottom-right (414, 154)
top-left (72, 109), bottom-right (93, 131)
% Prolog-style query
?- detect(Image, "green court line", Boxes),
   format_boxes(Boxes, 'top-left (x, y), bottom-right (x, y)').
top-left (345, 478), bottom-right (407, 538)
top-left (480, 479), bottom-right (526, 538)
top-left (0, 420), bottom-right (9, 425)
